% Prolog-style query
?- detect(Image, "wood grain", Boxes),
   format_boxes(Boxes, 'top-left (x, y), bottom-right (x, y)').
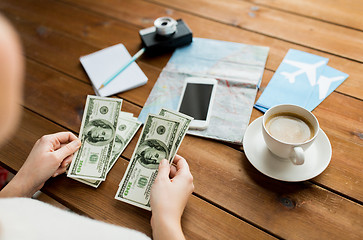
top-left (57, 0), bottom-right (363, 99)
top-left (0, 0), bottom-right (362, 239)
top-left (1, 0), bottom-right (362, 101)
top-left (23, 53), bottom-right (363, 204)
top-left (8, 0), bottom-right (362, 203)
top-left (4, 0), bottom-right (360, 199)
top-left (19, 54), bottom-right (363, 239)
top-left (249, 0), bottom-right (363, 31)
top-left (0, 109), bottom-right (275, 240)
top-left (151, 0), bottom-right (363, 61)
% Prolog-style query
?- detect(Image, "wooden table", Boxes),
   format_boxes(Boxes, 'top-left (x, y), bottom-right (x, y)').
top-left (1, 0), bottom-right (362, 239)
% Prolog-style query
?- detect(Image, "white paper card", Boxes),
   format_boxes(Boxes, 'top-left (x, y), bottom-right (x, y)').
top-left (80, 44), bottom-right (148, 96)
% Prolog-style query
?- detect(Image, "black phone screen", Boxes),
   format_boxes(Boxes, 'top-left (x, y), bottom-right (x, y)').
top-left (179, 83), bottom-right (214, 120)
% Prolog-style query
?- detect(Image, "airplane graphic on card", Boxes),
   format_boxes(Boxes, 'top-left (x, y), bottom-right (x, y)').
top-left (280, 60), bottom-right (327, 86)
top-left (254, 49), bottom-right (348, 112)
top-left (317, 75), bottom-right (346, 99)
top-left (280, 56), bottom-right (348, 100)
top-left (304, 66), bottom-right (348, 110)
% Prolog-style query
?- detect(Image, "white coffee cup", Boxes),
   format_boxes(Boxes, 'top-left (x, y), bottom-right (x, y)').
top-left (262, 104), bottom-right (319, 165)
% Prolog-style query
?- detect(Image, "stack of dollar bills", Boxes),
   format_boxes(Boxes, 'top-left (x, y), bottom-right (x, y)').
top-left (115, 108), bottom-right (193, 210)
top-left (67, 95), bottom-right (141, 188)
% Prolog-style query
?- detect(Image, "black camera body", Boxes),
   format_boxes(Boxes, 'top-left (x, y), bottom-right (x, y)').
top-left (139, 18), bottom-right (193, 54)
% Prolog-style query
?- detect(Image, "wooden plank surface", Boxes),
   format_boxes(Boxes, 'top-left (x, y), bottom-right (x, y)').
top-left (2, 0), bottom-right (362, 101)
top-left (0, 109), bottom-right (274, 240)
top-left (15, 17), bottom-right (363, 203)
top-left (57, 0), bottom-right (363, 99)
top-left (8, 4), bottom-right (362, 205)
top-left (14, 45), bottom-right (363, 240)
top-left (0, 0), bottom-right (362, 239)
top-left (151, 0), bottom-right (363, 61)
top-left (249, 0), bottom-right (363, 31)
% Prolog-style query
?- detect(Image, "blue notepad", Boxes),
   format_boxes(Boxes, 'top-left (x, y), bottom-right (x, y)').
top-left (255, 49), bottom-right (348, 112)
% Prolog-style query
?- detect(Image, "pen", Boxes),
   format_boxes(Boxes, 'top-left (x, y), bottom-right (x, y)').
top-left (98, 47), bottom-right (146, 90)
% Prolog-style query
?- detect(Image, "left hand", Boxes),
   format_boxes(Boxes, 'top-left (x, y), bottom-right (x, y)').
top-left (0, 132), bottom-right (81, 197)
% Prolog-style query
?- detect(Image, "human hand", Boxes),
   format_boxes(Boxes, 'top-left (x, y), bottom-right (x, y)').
top-left (150, 155), bottom-right (194, 240)
top-left (1, 132), bottom-right (81, 198)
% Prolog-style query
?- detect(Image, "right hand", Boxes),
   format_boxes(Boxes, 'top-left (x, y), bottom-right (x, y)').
top-left (150, 155), bottom-right (194, 239)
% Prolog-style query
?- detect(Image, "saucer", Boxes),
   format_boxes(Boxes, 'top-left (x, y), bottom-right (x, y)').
top-left (243, 116), bottom-right (332, 182)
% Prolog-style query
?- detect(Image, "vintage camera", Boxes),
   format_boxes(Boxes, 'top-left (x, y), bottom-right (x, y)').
top-left (139, 17), bottom-right (193, 54)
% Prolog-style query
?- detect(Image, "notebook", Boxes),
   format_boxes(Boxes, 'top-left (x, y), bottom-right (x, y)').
top-left (80, 44), bottom-right (148, 97)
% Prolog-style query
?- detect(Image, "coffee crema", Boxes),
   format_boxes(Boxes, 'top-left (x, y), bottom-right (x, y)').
top-left (265, 113), bottom-right (315, 144)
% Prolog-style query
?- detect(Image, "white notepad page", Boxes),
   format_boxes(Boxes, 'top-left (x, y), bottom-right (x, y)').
top-left (80, 44), bottom-right (148, 97)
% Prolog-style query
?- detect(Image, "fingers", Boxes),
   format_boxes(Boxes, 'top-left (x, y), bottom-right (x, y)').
top-left (52, 153), bottom-right (74, 177)
top-left (53, 131), bottom-right (78, 143)
top-left (38, 132), bottom-right (78, 150)
top-left (172, 155), bottom-right (193, 190)
top-left (173, 154), bottom-right (183, 163)
top-left (60, 154), bottom-right (73, 168)
top-left (169, 164), bottom-right (177, 178)
top-left (52, 166), bottom-right (67, 177)
top-left (173, 155), bottom-right (190, 174)
top-left (53, 139), bottom-right (81, 161)
top-left (156, 159), bottom-right (171, 181)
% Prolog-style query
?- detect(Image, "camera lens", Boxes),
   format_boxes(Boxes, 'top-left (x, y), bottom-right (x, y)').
top-left (154, 17), bottom-right (177, 36)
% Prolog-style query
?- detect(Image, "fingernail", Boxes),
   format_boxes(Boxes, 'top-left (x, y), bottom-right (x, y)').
top-left (161, 159), bottom-right (168, 165)
top-left (54, 173), bottom-right (59, 177)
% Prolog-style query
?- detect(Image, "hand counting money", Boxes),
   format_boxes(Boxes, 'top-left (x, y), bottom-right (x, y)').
top-left (72, 112), bottom-right (141, 188)
top-left (67, 97), bottom-right (192, 206)
top-left (115, 109), bottom-right (193, 210)
top-left (72, 112), bottom-right (141, 187)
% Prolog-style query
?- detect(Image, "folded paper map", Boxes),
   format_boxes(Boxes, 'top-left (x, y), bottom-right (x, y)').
top-left (138, 38), bottom-right (269, 144)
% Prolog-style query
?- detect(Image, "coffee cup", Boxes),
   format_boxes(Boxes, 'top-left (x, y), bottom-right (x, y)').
top-left (262, 104), bottom-right (319, 165)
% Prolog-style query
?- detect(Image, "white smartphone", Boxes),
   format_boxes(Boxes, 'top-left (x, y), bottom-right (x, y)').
top-left (177, 77), bottom-right (217, 130)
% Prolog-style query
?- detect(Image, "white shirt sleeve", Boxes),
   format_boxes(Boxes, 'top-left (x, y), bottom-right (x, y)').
top-left (0, 198), bottom-right (151, 240)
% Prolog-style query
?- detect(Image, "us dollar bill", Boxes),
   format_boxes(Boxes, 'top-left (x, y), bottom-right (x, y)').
top-left (67, 95), bottom-right (122, 181)
top-left (159, 108), bottom-right (193, 163)
top-left (71, 177), bottom-right (103, 188)
top-left (115, 114), bottom-right (180, 210)
top-left (107, 115), bottom-right (142, 172)
top-left (72, 114), bottom-right (141, 188)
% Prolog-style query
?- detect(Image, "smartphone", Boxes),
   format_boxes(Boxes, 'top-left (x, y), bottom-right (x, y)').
top-left (177, 77), bottom-right (217, 130)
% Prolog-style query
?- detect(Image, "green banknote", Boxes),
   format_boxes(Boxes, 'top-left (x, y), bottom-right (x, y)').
top-left (115, 114), bottom-right (180, 210)
top-left (72, 113), bottom-right (141, 188)
top-left (67, 95), bottom-right (122, 181)
top-left (107, 115), bottom-right (142, 172)
top-left (71, 178), bottom-right (102, 188)
top-left (159, 108), bottom-right (193, 163)
top-left (115, 110), bottom-right (192, 210)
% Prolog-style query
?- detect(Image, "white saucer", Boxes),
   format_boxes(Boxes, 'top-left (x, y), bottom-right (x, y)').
top-left (243, 116), bottom-right (332, 182)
